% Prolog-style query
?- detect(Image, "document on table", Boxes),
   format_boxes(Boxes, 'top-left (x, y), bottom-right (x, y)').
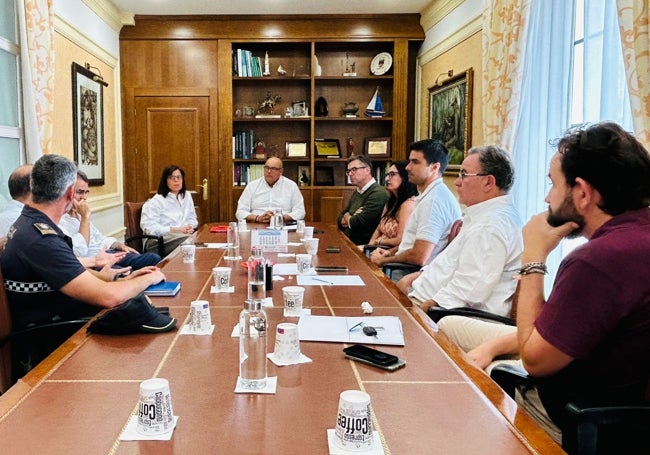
top-left (297, 315), bottom-right (405, 346)
top-left (297, 275), bottom-right (364, 286)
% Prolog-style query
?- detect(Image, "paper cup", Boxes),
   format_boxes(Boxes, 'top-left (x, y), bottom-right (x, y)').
top-left (282, 286), bottom-right (305, 317)
top-left (137, 378), bottom-right (175, 435)
top-left (180, 244), bottom-right (196, 263)
top-left (212, 266), bottom-right (232, 290)
top-left (302, 226), bottom-right (314, 239)
top-left (296, 220), bottom-right (305, 234)
top-left (190, 300), bottom-right (211, 332)
top-left (334, 390), bottom-right (373, 452)
top-left (237, 218), bottom-right (248, 232)
top-left (295, 254), bottom-right (312, 274)
top-left (304, 238), bottom-right (319, 255)
top-left (274, 323), bottom-right (301, 362)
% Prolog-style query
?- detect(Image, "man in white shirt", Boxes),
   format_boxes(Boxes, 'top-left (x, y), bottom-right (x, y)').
top-left (0, 164), bottom-right (32, 239)
top-left (397, 145), bottom-right (523, 317)
top-left (235, 157), bottom-right (305, 223)
top-left (370, 139), bottom-right (461, 280)
top-left (58, 171), bottom-right (161, 270)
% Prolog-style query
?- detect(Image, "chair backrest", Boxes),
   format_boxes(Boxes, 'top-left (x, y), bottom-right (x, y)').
top-left (0, 265), bottom-right (14, 394)
top-left (124, 201), bottom-right (145, 253)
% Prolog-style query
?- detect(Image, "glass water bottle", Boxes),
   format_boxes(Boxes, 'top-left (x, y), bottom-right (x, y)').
top-left (239, 299), bottom-right (268, 389)
top-left (247, 246), bottom-right (266, 301)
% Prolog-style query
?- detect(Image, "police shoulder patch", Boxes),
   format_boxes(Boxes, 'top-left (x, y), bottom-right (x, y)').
top-left (33, 222), bottom-right (57, 236)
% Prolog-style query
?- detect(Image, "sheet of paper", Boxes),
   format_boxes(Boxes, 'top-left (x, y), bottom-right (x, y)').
top-left (297, 275), bottom-right (364, 286)
top-left (297, 315), bottom-right (405, 346)
top-left (273, 263), bottom-right (298, 275)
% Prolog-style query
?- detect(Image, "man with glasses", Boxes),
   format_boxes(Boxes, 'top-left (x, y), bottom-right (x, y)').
top-left (370, 139), bottom-right (461, 280)
top-left (236, 157), bottom-right (305, 223)
top-left (58, 171), bottom-right (161, 271)
top-left (396, 145), bottom-right (522, 317)
top-left (337, 154), bottom-right (388, 245)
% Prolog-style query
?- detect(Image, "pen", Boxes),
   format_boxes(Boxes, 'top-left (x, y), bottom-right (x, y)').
top-left (312, 277), bottom-right (333, 285)
top-left (348, 322), bottom-right (363, 332)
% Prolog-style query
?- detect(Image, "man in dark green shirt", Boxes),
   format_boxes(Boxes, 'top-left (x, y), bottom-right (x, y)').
top-left (337, 155), bottom-right (388, 245)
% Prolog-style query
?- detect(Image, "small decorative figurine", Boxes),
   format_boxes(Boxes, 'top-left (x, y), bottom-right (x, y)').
top-left (315, 96), bottom-right (328, 117)
top-left (277, 65), bottom-right (287, 76)
top-left (254, 140), bottom-right (267, 159)
top-left (258, 91), bottom-right (281, 115)
top-left (263, 51), bottom-right (271, 76)
top-left (346, 137), bottom-right (355, 155)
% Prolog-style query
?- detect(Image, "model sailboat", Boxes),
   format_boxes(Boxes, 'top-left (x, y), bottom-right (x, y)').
top-left (364, 86), bottom-right (385, 118)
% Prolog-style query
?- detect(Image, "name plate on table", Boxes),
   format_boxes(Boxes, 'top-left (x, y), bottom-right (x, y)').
top-left (251, 229), bottom-right (288, 253)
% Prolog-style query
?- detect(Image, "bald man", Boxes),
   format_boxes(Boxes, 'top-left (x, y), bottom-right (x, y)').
top-left (0, 164), bottom-right (33, 238)
top-left (235, 157), bottom-right (305, 223)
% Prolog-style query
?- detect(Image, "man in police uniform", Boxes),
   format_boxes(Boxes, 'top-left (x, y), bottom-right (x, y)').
top-left (1, 155), bottom-right (167, 370)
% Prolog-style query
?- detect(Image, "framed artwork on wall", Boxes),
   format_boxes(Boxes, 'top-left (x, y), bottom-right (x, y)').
top-left (428, 68), bottom-right (473, 173)
top-left (364, 137), bottom-right (391, 157)
top-left (314, 138), bottom-right (341, 158)
top-left (71, 62), bottom-right (105, 185)
top-left (286, 141), bottom-right (308, 158)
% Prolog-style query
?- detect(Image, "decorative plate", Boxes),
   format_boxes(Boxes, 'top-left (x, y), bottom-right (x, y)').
top-left (370, 52), bottom-right (392, 76)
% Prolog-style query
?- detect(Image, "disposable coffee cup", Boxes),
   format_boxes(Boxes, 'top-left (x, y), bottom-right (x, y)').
top-left (302, 226), bottom-right (314, 239)
top-left (282, 286), bottom-right (305, 317)
top-left (212, 266), bottom-right (232, 290)
top-left (190, 300), bottom-right (212, 332)
top-left (274, 323), bottom-right (301, 363)
top-left (295, 254), bottom-right (312, 274)
top-left (296, 220), bottom-right (306, 234)
top-left (334, 390), bottom-right (373, 452)
top-left (304, 238), bottom-right (319, 255)
top-left (137, 378), bottom-right (175, 435)
top-left (238, 218), bottom-right (248, 232)
top-left (180, 244), bottom-right (196, 263)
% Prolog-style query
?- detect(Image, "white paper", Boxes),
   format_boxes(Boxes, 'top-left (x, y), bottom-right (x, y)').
top-left (297, 275), bottom-right (364, 286)
top-left (297, 315), bottom-right (405, 346)
top-left (273, 263), bottom-right (298, 275)
top-left (211, 285), bottom-right (235, 294)
top-left (251, 229), bottom-right (288, 252)
top-left (267, 352), bottom-right (312, 366)
top-left (204, 243), bottom-right (228, 249)
top-left (234, 376), bottom-right (277, 394)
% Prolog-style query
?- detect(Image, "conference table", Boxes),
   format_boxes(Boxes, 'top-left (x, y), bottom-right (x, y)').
top-left (0, 223), bottom-right (563, 454)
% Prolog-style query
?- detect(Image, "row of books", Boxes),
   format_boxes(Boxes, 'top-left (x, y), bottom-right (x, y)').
top-left (233, 130), bottom-right (255, 159)
top-left (233, 49), bottom-right (264, 77)
top-left (234, 163), bottom-right (265, 186)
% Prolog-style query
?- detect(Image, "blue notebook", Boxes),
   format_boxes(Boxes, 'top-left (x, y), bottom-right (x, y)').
top-left (144, 281), bottom-right (181, 296)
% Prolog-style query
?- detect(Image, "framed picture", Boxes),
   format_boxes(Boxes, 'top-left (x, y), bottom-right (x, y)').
top-left (428, 67), bottom-right (473, 172)
top-left (364, 137), bottom-right (391, 157)
top-left (314, 138), bottom-right (341, 158)
top-left (297, 165), bottom-right (310, 186)
top-left (292, 100), bottom-right (307, 117)
top-left (71, 62), bottom-right (104, 185)
top-left (286, 141), bottom-right (308, 158)
top-left (314, 166), bottom-right (335, 186)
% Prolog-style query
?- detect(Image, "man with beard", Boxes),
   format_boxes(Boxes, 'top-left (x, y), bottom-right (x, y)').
top-left (436, 122), bottom-right (650, 443)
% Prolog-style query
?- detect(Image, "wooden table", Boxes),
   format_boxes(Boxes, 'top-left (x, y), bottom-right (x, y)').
top-left (0, 224), bottom-right (564, 454)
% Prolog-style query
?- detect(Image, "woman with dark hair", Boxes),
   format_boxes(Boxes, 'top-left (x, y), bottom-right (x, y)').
top-left (365, 160), bottom-right (418, 248)
top-left (141, 165), bottom-right (198, 256)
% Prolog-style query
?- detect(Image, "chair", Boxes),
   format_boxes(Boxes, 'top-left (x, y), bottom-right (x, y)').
top-left (490, 363), bottom-right (650, 455)
top-left (124, 201), bottom-right (164, 257)
top-left (0, 266), bottom-right (89, 394)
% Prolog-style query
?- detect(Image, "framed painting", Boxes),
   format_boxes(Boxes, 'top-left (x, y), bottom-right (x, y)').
top-left (72, 62), bottom-right (104, 185)
top-left (286, 141), bottom-right (308, 158)
top-left (428, 68), bottom-right (473, 173)
top-left (314, 138), bottom-right (341, 158)
top-left (297, 165), bottom-right (310, 186)
top-left (364, 137), bottom-right (391, 157)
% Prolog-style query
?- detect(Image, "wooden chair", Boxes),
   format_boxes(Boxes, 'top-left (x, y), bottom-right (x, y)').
top-left (490, 364), bottom-right (650, 455)
top-left (0, 266), bottom-right (89, 394)
top-left (124, 201), bottom-right (164, 257)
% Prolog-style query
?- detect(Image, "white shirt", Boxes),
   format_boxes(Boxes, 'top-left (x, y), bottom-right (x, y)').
top-left (141, 192), bottom-right (198, 237)
top-left (397, 178), bottom-right (461, 264)
top-left (58, 213), bottom-right (116, 257)
top-left (235, 175), bottom-right (305, 220)
top-left (409, 195), bottom-right (523, 316)
top-left (0, 200), bottom-right (24, 237)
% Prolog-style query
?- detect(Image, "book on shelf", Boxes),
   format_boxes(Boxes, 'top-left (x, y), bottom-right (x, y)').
top-left (145, 281), bottom-right (181, 297)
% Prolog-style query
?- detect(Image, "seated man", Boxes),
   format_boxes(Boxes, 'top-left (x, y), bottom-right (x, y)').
top-left (58, 171), bottom-right (160, 270)
top-left (438, 122), bottom-right (650, 443)
top-left (235, 157), bottom-right (305, 223)
top-left (1, 155), bottom-right (167, 373)
top-left (397, 145), bottom-right (523, 317)
top-left (370, 139), bottom-right (461, 280)
top-left (0, 164), bottom-right (33, 239)
top-left (337, 154), bottom-right (388, 245)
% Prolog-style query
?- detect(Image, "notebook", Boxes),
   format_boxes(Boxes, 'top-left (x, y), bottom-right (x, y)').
top-left (144, 281), bottom-right (181, 297)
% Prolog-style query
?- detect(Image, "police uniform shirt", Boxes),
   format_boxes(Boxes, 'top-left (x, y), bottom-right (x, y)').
top-left (1, 205), bottom-right (99, 331)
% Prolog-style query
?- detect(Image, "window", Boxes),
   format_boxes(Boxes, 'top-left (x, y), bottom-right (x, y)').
top-left (0, 0), bottom-right (22, 207)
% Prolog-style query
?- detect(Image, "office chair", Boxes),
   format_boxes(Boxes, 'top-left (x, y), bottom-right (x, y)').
top-left (490, 363), bottom-right (650, 455)
top-left (124, 201), bottom-right (164, 257)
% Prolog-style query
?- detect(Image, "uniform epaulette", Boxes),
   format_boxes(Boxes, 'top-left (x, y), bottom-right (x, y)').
top-left (33, 222), bottom-right (57, 236)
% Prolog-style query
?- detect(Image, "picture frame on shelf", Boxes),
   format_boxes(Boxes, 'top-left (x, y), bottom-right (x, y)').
top-left (314, 166), bottom-right (335, 186)
top-left (291, 100), bottom-right (308, 117)
top-left (286, 141), bottom-right (308, 158)
top-left (314, 138), bottom-right (341, 158)
top-left (364, 137), bottom-right (391, 157)
top-left (71, 62), bottom-right (104, 186)
top-left (428, 68), bottom-right (473, 173)
top-left (297, 165), bottom-right (310, 186)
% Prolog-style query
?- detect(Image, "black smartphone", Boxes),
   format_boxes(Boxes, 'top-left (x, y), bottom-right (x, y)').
top-left (343, 344), bottom-right (401, 367)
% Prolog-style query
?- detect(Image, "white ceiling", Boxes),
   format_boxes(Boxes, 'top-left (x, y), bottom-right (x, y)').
top-left (109, 0), bottom-right (431, 16)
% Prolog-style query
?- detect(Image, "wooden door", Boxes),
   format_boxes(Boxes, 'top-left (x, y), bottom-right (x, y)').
top-left (134, 96), bottom-right (211, 224)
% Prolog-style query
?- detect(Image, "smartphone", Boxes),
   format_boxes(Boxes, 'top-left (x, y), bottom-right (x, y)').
top-left (343, 344), bottom-right (405, 371)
